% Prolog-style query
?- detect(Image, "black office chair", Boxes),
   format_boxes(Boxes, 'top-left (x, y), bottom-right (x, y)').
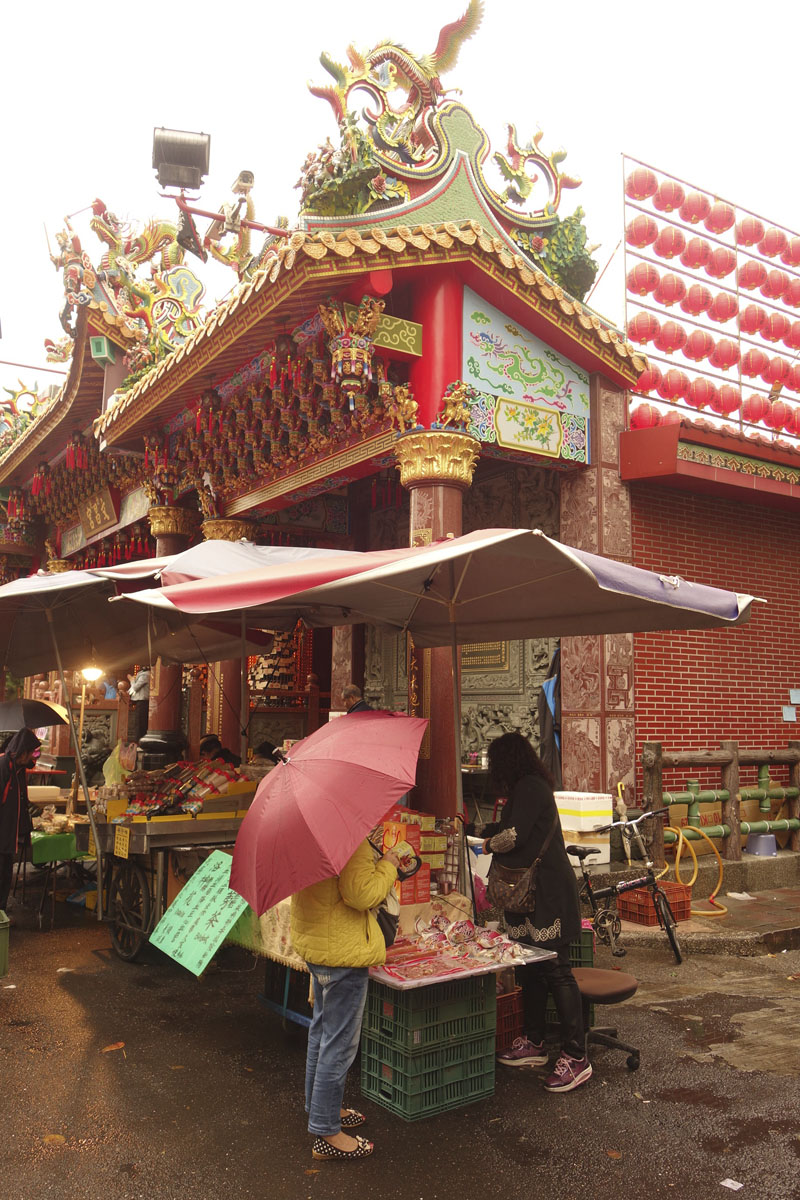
top-left (572, 966), bottom-right (640, 1071)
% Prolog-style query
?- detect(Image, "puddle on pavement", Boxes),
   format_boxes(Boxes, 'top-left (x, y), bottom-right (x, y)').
top-left (699, 1115), bottom-right (798, 1154)
top-left (654, 1086), bottom-right (731, 1110)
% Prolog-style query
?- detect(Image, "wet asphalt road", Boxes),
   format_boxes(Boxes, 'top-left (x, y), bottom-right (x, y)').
top-left (3, 904), bottom-right (800, 1200)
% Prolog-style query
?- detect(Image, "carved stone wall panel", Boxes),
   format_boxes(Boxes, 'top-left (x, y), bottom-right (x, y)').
top-left (605, 632), bottom-right (634, 712)
top-left (249, 713), bottom-right (306, 749)
top-left (368, 504), bottom-right (410, 551)
top-left (364, 626), bottom-right (408, 712)
top-left (461, 702), bottom-right (538, 754)
top-left (462, 639), bottom-right (522, 695)
top-left (561, 635), bottom-right (601, 711)
top-left (598, 384), bottom-right (625, 467)
top-left (606, 717), bottom-right (637, 806)
top-left (601, 467), bottom-right (632, 560)
top-left (463, 465), bottom-right (559, 536)
top-left (561, 717), bottom-right (602, 791)
top-left (559, 468), bottom-right (598, 552)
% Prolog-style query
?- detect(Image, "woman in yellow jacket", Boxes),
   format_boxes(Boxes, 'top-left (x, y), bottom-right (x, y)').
top-left (291, 838), bottom-right (400, 1162)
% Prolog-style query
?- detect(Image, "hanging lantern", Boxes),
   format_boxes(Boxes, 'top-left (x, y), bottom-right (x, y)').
top-left (626, 215), bottom-right (658, 248)
top-left (680, 237), bottom-right (711, 270)
top-left (786, 363), bottom-right (800, 394)
top-left (739, 304), bottom-right (767, 336)
top-left (761, 312), bottom-right (791, 343)
top-left (736, 216), bottom-right (765, 247)
top-left (765, 398), bottom-right (793, 431)
top-left (784, 278), bottom-right (800, 308)
top-left (784, 321), bottom-right (800, 352)
top-left (761, 269), bottom-right (790, 301)
top-left (714, 384), bottom-right (741, 415)
top-left (758, 228), bottom-right (789, 259)
top-left (708, 292), bottom-right (738, 324)
top-left (709, 338), bottom-right (740, 370)
top-left (737, 259), bottom-right (768, 291)
top-left (705, 246), bottom-right (736, 279)
top-left (662, 408), bottom-right (683, 425)
top-left (686, 377), bottom-right (717, 409)
top-left (682, 329), bottom-right (715, 362)
top-left (704, 202), bottom-right (736, 234)
top-left (657, 368), bottom-right (690, 400)
top-left (626, 262), bottom-right (660, 295)
top-left (787, 405), bottom-right (800, 435)
top-left (653, 273), bottom-right (687, 307)
top-left (653, 226), bottom-right (686, 259)
top-left (625, 167), bottom-right (658, 201)
top-left (679, 192), bottom-right (711, 225)
top-left (653, 180), bottom-right (685, 213)
top-left (742, 393), bottom-right (769, 424)
top-left (741, 348), bottom-right (770, 377)
top-left (680, 283), bottom-right (713, 317)
top-left (627, 312), bottom-right (661, 344)
top-left (654, 320), bottom-right (687, 354)
top-left (630, 403), bottom-right (663, 429)
top-left (780, 236), bottom-right (800, 268)
top-left (761, 356), bottom-right (790, 387)
top-left (635, 364), bottom-right (662, 393)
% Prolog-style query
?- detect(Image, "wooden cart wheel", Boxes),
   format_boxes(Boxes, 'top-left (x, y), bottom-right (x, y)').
top-left (109, 861), bottom-right (151, 961)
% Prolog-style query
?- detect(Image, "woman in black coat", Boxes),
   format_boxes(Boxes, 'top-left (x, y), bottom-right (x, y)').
top-left (483, 731), bottom-right (591, 1093)
top-left (0, 728), bottom-right (41, 918)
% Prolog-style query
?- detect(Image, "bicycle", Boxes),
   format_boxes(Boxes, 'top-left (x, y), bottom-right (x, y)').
top-left (566, 808), bottom-right (683, 965)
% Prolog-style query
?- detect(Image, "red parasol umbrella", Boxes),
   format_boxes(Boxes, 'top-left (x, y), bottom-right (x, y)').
top-left (229, 710), bottom-right (427, 915)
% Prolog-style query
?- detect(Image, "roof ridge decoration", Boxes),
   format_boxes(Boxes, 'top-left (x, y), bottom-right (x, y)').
top-left (297, 2), bottom-right (599, 300)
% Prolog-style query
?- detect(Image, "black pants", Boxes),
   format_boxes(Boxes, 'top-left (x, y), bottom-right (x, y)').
top-left (516, 939), bottom-right (585, 1059)
top-left (0, 853), bottom-right (14, 913)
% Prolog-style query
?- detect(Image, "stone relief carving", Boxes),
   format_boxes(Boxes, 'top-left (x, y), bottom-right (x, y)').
top-left (605, 632), bottom-right (634, 711)
top-left (561, 634), bottom-right (601, 711)
top-left (560, 468), bottom-right (598, 551)
top-left (561, 716), bottom-right (602, 791)
top-left (601, 467), bottom-right (632, 560)
top-left (463, 465), bottom-right (559, 535)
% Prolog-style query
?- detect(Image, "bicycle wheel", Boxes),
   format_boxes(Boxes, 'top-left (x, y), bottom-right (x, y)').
top-left (109, 861), bottom-right (151, 962)
top-left (654, 889), bottom-right (682, 964)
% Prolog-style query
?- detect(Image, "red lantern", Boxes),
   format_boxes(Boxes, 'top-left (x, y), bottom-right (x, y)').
top-left (635, 364), bottom-right (662, 393)
top-left (653, 273), bottom-right (687, 307)
top-left (764, 399), bottom-right (792, 431)
top-left (662, 408), bottom-right (682, 425)
top-left (680, 283), bottom-right (713, 317)
top-left (679, 192), bottom-right (711, 225)
top-left (626, 262), bottom-right (660, 295)
top-left (761, 356), bottom-right (790, 387)
top-left (682, 329), bottom-right (715, 362)
top-left (736, 216), bottom-right (765, 247)
top-left (741, 393), bottom-right (769, 424)
top-left (784, 321), bottom-right (800, 352)
top-left (739, 304), bottom-right (767, 336)
top-left (705, 246), bottom-right (737, 279)
top-left (738, 259), bottom-right (768, 291)
top-left (741, 348), bottom-right (770, 377)
top-left (786, 363), bottom-right (800, 394)
top-left (784, 278), bottom-right (800, 308)
top-left (625, 168), bottom-right (658, 201)
top-left (657, 369), bottom-right (690, 400)
top-left (761, 312), bottom-right (791, 343)
top-left (630, 403), bottom-right (663, 429)
top-left (761, 269), bottom-right (789, 301)
top-left (680, 237), bottom-right (712, 270)
top-left (626, 215), bottom-right (658, 248)
top-left (709, 338), bottom-right (739, 370)
top-left (704, 202), bottom-right (736, 234)
top-left (758, 228), bottom-right (789, 259)
top-left (653, 180), bottom-right (685, 213)
top-left (654, 319), bottom-right (687, 353)
top-left (686, 377), bottom-right (717, 410)
top-left (627, 311), bottom-right (661, 344)
top-left (653, 226), bottom-right (686, 260)
top-left (708, 292), bottom-right (738, 324)
top-left (780, 237), bottom-right (800, 268)
top-left (715, 384), bottom-right (741, 415)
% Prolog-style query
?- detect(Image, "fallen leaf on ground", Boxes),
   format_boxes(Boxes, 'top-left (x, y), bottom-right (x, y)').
top-left (305, 1169), bottom-right (320, 1175)
top-left (56, 968), bottom-right (74, 974)
top-left (101, 1042), bottom-right (125, 1054)
top-left (787, 973), bottom-right (800, 981)
top-left (607, 1149), bottom-right (623, 1160)
top-left (169, 1065), bottom-right (185, 1070)
top-left (43, 1134), bottom-right (65, 1146)
top-left (633, 1091), bottom-right (651, 1103)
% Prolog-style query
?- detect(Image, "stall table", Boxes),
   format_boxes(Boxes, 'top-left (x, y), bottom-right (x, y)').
top-left (19, 830), bottom-right (90, 930)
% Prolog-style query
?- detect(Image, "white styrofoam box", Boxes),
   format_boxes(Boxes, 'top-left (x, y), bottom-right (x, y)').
top-left (555, 791), bottom-right (614, 832)
top-left (28, 785), bottom-right (61, 803)
top-left (561, 829), bottom-right (611, 865)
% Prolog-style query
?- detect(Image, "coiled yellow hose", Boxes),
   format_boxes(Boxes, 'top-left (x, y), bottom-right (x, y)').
top-left (664, 824), bottom-right (728, 917)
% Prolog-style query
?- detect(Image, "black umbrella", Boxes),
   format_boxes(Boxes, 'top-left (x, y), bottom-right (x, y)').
top-left (0, 697), bottom-right (69, 730)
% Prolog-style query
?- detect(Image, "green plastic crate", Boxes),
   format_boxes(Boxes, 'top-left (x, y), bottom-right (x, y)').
top-left (361, 1030), bottom-right (495, 1120)
top-left (362, 974), bottom-right (496, 1051)
top-left (0, 910), bottom-right (8, 978)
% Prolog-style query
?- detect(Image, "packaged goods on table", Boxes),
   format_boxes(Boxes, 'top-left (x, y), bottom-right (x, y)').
top-left (380, 806), bottom-right (460, 899)
top-left (373, 913), bottom-right (541, 987)
top-left (121, 761), bottom-right (246, 818)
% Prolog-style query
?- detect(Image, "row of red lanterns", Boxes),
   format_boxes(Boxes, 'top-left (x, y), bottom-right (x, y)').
top-left (625, 170), bottom-right (800, 265)
top-left (627, 302), bottom-right (800, 351)
top-left (628, 318), bottom-right (800, 390)
top-left (636, 360), bottom-right (800, 410)
top-left (627, 260), bottom-right (800, 313)
top-left (630, 395), bottom-right (800, 434)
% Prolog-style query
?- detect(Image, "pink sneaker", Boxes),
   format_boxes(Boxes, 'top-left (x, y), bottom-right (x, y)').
top-left (544, 1053), bottom-right (592, 1092)
top-left (497, 1037), bottom-right (548, 1067)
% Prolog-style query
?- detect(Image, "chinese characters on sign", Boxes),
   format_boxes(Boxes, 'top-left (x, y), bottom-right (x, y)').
top-left (77, 487), bottom-right (120, 538)
top-left (149, 851), bottom-right (249, 976)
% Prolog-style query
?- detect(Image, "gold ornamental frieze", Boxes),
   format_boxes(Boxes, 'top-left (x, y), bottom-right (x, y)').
top-left (147, 505), bottom-right (198, 539)
top-left (394, 430), bottom-right (480, 490)
top-left (201, 517), bottom-right (257, 542)
top-left (45, 558), bottom-right (73, 573)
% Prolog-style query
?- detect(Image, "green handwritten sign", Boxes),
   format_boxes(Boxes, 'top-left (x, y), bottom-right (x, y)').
top-left (149, 850), bottom-right (248, 977)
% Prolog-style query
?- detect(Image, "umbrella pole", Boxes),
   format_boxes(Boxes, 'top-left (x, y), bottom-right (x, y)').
top-left (46, 610), bottom-right (104, 921)
top-left (240, 612), bottom-right (248, 765)
top-left (449, 626), bottom-right (472, 904)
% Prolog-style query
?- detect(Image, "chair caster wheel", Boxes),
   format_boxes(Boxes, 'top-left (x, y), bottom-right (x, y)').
top-left (626, 1054), bottom-right (640, 1071)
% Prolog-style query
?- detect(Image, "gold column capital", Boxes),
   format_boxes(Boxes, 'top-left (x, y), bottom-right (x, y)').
top-left (147, 505), bottom-right (199, 539)
top-left (45, 558), bottom-right (73, 574)
top-left (394, 429), bottom-right (480, 490)
top-left (201, 517), bottom-right (257, 542)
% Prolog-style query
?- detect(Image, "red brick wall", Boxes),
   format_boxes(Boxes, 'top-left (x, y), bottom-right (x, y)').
top-left (631, 485), bottom-right (800, 793)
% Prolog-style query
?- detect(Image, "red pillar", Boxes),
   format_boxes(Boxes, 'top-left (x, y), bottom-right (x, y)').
top-left (409, 271), bottom-right (463, 426)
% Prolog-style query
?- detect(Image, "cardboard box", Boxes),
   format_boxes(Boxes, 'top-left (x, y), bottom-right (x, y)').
top-left (420, 834), bottom-right (447, 852)
top-left (420, 852), bottom-right (445, 870)
top-left (561, 828), bottom-right (610, 865)
top-left (414, 863), bottom-right (431, 903)
top-left (555, 791), bottom-right (613, 832)
top-left (383, 820), bottom-right (421, 853)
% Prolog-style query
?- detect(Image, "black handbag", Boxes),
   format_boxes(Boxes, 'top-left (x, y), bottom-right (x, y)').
top-left (486, 817), bottom-right (559, 913)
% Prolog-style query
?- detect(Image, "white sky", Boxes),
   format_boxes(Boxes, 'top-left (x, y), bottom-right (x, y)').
top-left (1, 0), bottom-right (798, 404)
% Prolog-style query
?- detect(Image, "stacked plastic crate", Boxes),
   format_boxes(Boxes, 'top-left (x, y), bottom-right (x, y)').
top-left (360, 974), bottom-right (497, 1120)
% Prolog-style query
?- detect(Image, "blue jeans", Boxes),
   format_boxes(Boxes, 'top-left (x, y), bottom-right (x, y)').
top-left (305, 964), bottom-right (370, 1136)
